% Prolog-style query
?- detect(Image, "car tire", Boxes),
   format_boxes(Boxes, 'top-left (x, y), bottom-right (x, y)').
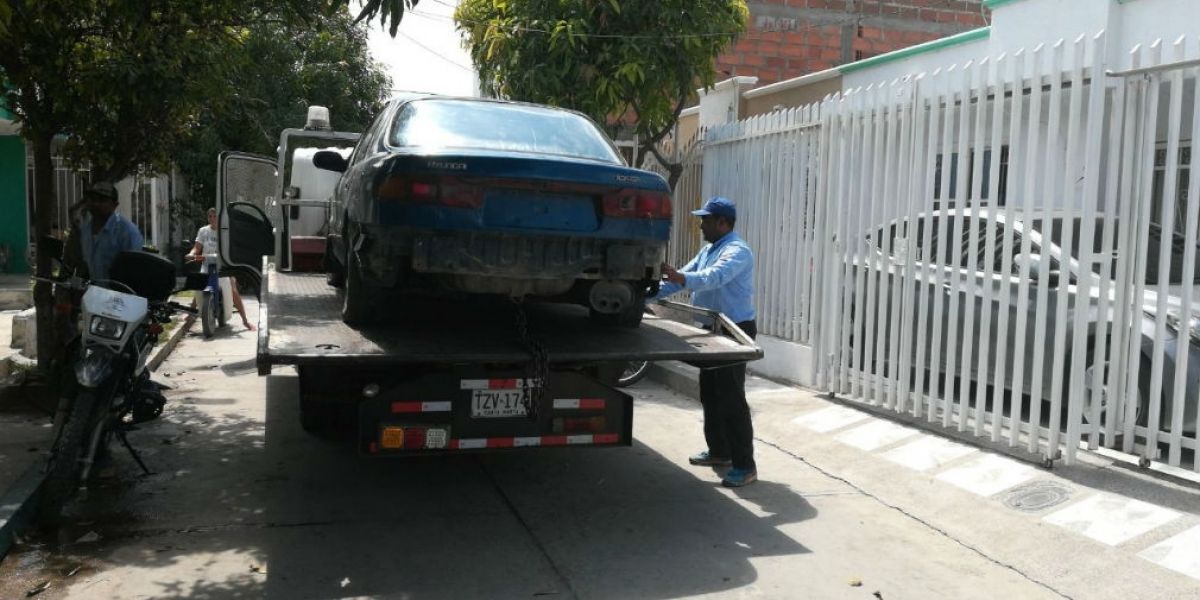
top-left (342, 250), bottom-right (377, 326)
top-left (1078, 344), bottom-right (1149, 432)
top-left (324, 241), bottom-right (345, 288)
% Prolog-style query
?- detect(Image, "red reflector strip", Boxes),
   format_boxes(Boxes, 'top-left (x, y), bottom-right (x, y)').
top-left (553, 398), bottom-right (606, 410)
top-left (390, 401), bottom-right (452, 413)
top-left (447, 434), bottom-right (620, 449)
top-left (459, 379), bottom-right (541, 390)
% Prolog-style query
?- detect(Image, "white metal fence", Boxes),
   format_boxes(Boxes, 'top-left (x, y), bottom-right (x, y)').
top-left (687, 32), bottom-right (1200, 474)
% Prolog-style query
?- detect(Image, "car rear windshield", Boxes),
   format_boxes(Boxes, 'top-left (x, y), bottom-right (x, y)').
top-left (389, 99), bottom-right (622, 164)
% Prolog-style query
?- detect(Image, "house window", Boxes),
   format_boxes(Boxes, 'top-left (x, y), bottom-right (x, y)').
top-left (1151, 143), bottom-right (1192, 234)
top-left (933, 145), bottom-right (1009, 207)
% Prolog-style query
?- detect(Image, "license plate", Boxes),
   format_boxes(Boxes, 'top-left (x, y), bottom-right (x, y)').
top-left (471, 389), bottom-right (529, 418)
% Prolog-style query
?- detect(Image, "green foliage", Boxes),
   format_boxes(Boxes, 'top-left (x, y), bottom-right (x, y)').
top-left (0, 0), bottom-right (320, 181)
top-left (172, 11), bottom-right (390, 229)
top-left (454, 0), bottom-right (747, 169)
top-left (335, 0), bottom-right (420, 37)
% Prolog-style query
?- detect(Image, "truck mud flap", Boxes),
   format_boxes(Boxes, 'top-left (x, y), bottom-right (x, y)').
top-left (356, 368), bottom-right (633, 455)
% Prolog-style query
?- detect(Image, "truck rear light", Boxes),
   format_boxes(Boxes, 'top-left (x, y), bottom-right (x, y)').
top-left (553, 416), bottom-right (607, 434)
top-left (381, 426), bottom-right (404, 449)
top-left (601, 190), bottom-right (672, 219)
top-left (377, 176), bottom-right (482, 208)
top-left (379, 425), bottom-right (450, 450)
top-left (404, 427), bottom-right (426, 450)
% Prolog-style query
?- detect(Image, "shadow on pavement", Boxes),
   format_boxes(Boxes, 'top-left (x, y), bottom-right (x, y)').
top-left (2, 372), bottom-right (815, 600)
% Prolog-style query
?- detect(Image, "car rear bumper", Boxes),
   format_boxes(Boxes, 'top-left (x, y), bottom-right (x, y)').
top-left (360, 226), bottom-right (664, 285)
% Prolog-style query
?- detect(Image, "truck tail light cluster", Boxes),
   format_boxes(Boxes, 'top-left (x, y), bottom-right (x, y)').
top-left (380, 425), bottom-right (449, 450)
top-left (601, 190), bottom-right (673, 219)
top-left (377, 176), bottom-right (484, 209)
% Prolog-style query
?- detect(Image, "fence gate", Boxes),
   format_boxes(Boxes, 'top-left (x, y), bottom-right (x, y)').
top-left (1093, 37), bottom-right (1200, 473)
top-left (809, 32), bottom-right (1146, 468)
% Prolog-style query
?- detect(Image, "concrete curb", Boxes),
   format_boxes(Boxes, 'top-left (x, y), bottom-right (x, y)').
top-left (0, 311), bottom-right (192, 561)
top-left (649, 361), bottom-right (701, 400)
top-left (0, 458), bottom-right (46, 561)
top-left (149, 312), bottom-right (195, 373)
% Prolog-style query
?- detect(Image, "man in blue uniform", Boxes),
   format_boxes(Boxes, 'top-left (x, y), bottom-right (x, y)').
top-left (652, 197), bottom-right (759, 487)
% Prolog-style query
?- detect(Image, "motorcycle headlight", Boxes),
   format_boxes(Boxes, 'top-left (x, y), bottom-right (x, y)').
top-left (1164, 311), bottom-right (1200, 344)
top-left (89, 315), bottom-right (127, 340)
top-left (74, 347), bottom-right (114, 388)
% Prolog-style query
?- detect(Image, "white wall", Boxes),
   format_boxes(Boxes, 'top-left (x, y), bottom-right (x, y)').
top-left (697, 77), bottom-right (757, 129)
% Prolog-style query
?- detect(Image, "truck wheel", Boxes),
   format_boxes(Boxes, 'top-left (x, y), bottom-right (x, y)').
top-left (342, 251), bottom-right (376, 326)
top-left (299, 393), bottom-right (340, 438)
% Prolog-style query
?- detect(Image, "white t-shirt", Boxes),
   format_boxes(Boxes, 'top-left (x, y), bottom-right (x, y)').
top-left (196, 225), bottom-right (218, 273)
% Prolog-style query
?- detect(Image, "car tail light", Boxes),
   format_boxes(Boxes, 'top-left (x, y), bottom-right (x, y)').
top-left (377, 176), bottom-right (483, 209)
top-left (602, 190), bottom-right (672, 219)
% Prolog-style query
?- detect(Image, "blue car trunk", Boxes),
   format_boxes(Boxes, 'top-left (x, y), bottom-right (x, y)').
top-left (482, 189), bottom-right (599, 232)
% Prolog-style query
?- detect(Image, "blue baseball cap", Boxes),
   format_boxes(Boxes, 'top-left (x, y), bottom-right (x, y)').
top-left (691, 196), bottom-right (736, 219)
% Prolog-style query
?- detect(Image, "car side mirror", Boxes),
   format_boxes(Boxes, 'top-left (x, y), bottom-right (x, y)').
top-left (312, 150), bottom-right (348, 173)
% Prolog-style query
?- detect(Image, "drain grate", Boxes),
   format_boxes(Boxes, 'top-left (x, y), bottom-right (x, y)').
top-left (1002, 481), bottom-right (1073, 513)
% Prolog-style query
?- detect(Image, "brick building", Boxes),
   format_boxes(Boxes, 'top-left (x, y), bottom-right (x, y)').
top-left (716, 0), bottom-right (991, 86)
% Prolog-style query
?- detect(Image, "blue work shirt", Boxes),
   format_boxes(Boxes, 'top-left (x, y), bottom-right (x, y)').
top-left (79, 212), bottom-right (144, 282)
top-left (653, 230), bottom-right (756, 324)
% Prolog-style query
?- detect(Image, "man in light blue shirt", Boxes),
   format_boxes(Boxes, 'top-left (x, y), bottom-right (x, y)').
top-left (78, 182), bottom-right (144, 282)
top-left (651, 196), bottom-right (759, 487)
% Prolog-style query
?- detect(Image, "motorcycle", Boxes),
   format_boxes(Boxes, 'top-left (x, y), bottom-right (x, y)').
top-left (39, 247), bottom-right (195, 523)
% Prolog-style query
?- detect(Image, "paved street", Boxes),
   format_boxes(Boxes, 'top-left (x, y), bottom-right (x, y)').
top-left (1, 300), bottom-right (1197, 599)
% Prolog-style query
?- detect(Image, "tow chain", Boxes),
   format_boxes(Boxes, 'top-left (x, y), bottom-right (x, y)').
top-left (511, 298), bottom-right (549, 422)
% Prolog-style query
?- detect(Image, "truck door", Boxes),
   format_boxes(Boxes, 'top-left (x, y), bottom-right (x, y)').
top-left (217, 151), bottom-right (277, 286)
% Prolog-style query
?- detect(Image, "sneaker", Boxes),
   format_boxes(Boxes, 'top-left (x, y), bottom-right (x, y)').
top-left (721, 468), bottom-right (757, 488)
top-left (688, 451), bottom-right (732, 466)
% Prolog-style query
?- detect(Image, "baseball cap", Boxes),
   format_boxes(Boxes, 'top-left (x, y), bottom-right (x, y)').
top-left (691, 196), bottom-right (736, 219)
top-left (85, 182), bottom-right (118, 202)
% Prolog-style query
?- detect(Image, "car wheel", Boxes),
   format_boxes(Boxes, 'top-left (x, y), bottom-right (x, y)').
top-left (342, 250), bottom-right (376, 326)
top-left (1080, 350), bottom-right (1149, 432)
top-left (324, 249), bottom-right (345, 288)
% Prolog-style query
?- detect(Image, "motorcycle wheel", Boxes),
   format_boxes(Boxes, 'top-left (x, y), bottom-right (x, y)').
top-left (217, 293), bottom-right (229, 328)
top-left (200, 292), bottom-right (215, 338)
top-left (40, 391), bottom-right (101, 526)
top-left (616, 360), bottom-right (651, 388)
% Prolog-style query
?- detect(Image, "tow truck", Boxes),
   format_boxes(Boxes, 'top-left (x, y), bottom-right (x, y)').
top-left (214, 107), bottom-right (762, 455)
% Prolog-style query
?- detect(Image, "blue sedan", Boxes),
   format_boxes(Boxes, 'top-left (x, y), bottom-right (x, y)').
top-left (315, 94), bottom-right (672, 327)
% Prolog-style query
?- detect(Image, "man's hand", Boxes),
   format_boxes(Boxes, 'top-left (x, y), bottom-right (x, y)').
top-left (185, 253), bottom-right (199, 263)
top-left (662, 263), bottom-right (685, 286)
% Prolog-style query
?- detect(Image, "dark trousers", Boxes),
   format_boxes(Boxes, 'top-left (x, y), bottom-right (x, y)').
top-left (699, 320), bottom-right (757, 471)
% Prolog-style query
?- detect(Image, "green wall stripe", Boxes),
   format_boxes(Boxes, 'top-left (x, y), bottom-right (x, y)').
top-left (838, 27), bottom-right (991, 75)
top-left (0, 136), bottom-right (29, 273)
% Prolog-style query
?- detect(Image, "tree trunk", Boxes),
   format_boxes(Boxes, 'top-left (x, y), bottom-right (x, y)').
top-left (31, 131), bottom-right (57, 372)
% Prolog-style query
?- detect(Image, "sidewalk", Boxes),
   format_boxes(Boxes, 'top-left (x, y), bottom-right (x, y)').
top-left (649, 361), bottom-right (1200, 600)
top-left (0, 301), bottom-right (194, 561)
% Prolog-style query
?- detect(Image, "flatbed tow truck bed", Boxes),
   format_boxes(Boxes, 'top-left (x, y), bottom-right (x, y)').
top-left (255, 265), bottom-right (762, 455)
top-left (257, 265), bottom-right (762, 373)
